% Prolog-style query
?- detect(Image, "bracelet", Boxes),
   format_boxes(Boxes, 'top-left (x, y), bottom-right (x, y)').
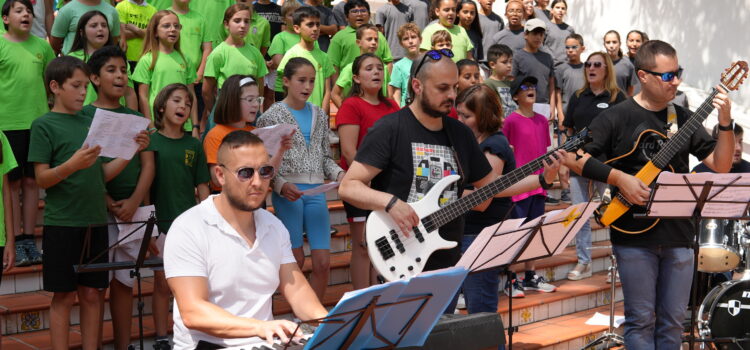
top-left (538, 173), bottom-right (553, 190)
top-left (581, 157), bottom-right (613, 184)
top-left (718, 119), bottom-right (734, 131)
top-left (385, 195), bottom-right (399, 213)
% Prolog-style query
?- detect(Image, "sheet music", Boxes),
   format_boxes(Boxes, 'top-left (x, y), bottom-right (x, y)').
top-left (115, 205), bottom-right (157, 246)
top-left (516, 203), bottom-right (598, 262)
top-left (456, 218), bottom-right (527, 271)
top-left (300, 182), bottom-right (339, 196)
top-left (649, 172), bottom-right (750, 218)
top-left (251, 124), bottom-right (296, 156)
top-left (83, 108), bottom-right (150, 160)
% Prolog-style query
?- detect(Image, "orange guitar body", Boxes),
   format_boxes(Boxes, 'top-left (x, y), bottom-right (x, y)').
top-left (599, 161), bottom-right (662, 227)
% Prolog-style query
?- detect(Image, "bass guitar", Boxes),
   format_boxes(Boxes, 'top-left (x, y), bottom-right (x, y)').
top-left (366, 129), bottom-right (591, 281)
top-left (597, 61), bottom-right (748, 234)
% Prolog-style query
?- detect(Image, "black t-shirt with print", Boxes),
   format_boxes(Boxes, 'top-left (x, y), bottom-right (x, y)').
top-left (584, 98), bottom-right (716, 247)
top-left (584, 98), bottom-right (717, 247)
top-left (355, 107), bottom-right (493, 269)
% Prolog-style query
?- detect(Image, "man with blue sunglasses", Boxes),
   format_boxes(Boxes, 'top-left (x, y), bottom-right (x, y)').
top-left (561, 40), bottom-right (735, 350)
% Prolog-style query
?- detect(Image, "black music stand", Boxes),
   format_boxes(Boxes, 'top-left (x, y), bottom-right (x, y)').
top-left (456, 201), bottom-right (599, 349)
top-left (76, 214), bottom-right (163, 350)
top-left (286, 267), bottom-right (467, 350)
top-left (634, 172), bottom-right (750, 349)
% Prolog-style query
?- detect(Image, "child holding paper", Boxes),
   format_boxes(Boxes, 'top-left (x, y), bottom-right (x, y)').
top-left (28, 56), bottom-right (149, 350)
top-left (150, 83), bottom-right (210, 345)
top-left (79, 45), bottom-right (155, 350)
top-left (256, 57), bottom-right (344, 301)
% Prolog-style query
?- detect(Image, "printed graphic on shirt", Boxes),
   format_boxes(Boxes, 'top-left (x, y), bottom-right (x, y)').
top-left (409, 143), bottom-right (458, 206)
top-left (496, 87), bottom-right (517, 118)
top-left (184, 149), bottom-right (195, 167)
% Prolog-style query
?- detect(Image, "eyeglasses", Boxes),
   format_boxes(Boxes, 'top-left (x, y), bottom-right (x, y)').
top-left (350, 9), bottom-right (368, 14)
top-left (520, 84), bottom-right (536, 91)
top-left (220, 164), bottom-right (275, 181)
top-left (239, 96), bottom-right (263, 105)
top-left (413, 49), bottom-right (454, 78)
top-left (159, 23), bottom-right (182, 30)
top-left (565, 45), bottom-right (579, 50)
top-left (584, 61), bottom-right (603, 68)
top-left (641, 67), bottom-right (683, 82)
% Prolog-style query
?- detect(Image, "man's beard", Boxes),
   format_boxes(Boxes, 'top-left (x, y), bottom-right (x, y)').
top-left (225, 189), bottom-right (263, 212)
top-left (419, 90), bottom-right (453, 119)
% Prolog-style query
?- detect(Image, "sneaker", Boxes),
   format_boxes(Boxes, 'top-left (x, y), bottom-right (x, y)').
top-left (24, 240), bottom-right (42, 265)
top-left (606, 271), bottom-right (620, 284)
top-left (567, 263), bottom-right (592, 281)
top-left (545, 197), bottom-right (560, 206)
top-left (456, 293), bottom-right (466, 309)
top-left (504, 279), bottom-right (525, 298)
top-left (14, 240), bottom-right (31, 267)
top-left (153, 339), bottom-right (171, 350)
top-left (523, 275), bottom-right (557, 293)
top-left (560, 190), bottom-right (572, 204)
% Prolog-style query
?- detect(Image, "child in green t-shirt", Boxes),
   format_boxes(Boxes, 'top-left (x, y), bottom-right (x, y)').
top-left (149, 83), bottom-right (210, 345)
top-left (28, 56), bottom-right (149, 350)
top-left (327, 0), bottom-right (392, 78)
top-left (484, 43), bottom-right (517, 118)
top-left (169, 0), bottom-right (211, 84)
top-left (67, 10), bottom-right (138, 109)
top-left (202, 3), bottom-right (268, 129)
top-left (331, 23), bottom-right (382, 107)
top-left (115, 0), bottom-right (157, 63)
top-left (388, 22), bottom-right (420, 107)
top-left (133, 10), bottom-right (199, 136)
top-left (0, 0), bottom-right (56, 268)
top-left (50, 0), bottom-right (122, 55)
top-left (268, 0), bottom-right (301, 103)
top-left (276, 6), bottom-right (334, 114)
top-left (81, 45), bottom-right (156, 350)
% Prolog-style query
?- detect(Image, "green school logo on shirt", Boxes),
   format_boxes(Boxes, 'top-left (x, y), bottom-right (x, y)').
top-left (184, 149), bottom-right (195, 166)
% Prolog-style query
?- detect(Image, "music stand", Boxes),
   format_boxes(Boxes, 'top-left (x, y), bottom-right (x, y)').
top-left (287, 267), bottom-right (468, 350)
top-left (633, 171), bottom-right (750, 349)
top-left (75, 213), bottom-right (163, 350)
top-left (455, 202), bottom-right (599, 349)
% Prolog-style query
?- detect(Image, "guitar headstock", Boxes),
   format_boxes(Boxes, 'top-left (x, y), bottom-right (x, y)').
top-left (563, 127), bottom-right (592, 152)
top-left (721, 61), bottom-right (749, 91)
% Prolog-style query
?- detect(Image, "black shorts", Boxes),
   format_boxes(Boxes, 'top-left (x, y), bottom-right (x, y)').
top-left (42, 225), bottom-right (109, 292)
top-left (343, 200), bottom-right (370, 223)
top-left (3, 130), bottom-right (35, 181)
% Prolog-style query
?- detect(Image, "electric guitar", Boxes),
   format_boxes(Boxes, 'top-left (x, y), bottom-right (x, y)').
top-left (597, 61), bottom-right (748, 234)
top-left (366, 129), bottom-right (592, 282)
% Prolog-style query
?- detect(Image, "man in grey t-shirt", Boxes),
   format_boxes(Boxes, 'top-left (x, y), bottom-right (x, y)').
top-left (555, 34), bottom-right (586, 114)
top-left (511, 19), bottom-right (555, 105)
top-left (375, 0), bottom-right (414, 60)
top-left (477, 0), bottom-right (503, 62)
top-left (333, 0), bottom-right (348, 28)
top-left (401, 0), bottom-right (429, 29)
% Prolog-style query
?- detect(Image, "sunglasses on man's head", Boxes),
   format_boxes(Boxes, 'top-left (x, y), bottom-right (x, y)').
top-left (220, 164), bottom-right (275, 181)
top-left (584, 61), bottom-right (603, 68)
top-left (413, 49), bottom-right (454, 77)
top-left (640, 67), bottom-right (683, 82)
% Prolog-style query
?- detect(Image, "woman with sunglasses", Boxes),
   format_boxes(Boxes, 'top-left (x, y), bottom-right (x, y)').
top-left (562, 52), bottom-right (626, 281)
top-left (420, 0), bottom-right (474, 61)
top-left (543, 0), bottom-right (575, 67)
top-left (603, 30), bottom-right (637, 96)
top-left (257, 57), bottom-right (345, 301)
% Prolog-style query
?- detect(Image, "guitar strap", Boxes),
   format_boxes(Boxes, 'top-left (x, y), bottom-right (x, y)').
top-left (442, 115), bottom-right (467, 193)
top-left (666, 103), bottom-right (678, 138)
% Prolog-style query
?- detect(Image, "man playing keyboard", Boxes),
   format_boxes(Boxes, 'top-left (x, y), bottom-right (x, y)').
top-left (164, 131), bottom-right (328, 349)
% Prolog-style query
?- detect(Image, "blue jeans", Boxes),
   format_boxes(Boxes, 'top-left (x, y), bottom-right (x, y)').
top-left (460, 234), bottom-right (500, 314)
top-left (569, 176), bottom-right (607, 264)
top-left (613, 245), bottom-right (694, 350)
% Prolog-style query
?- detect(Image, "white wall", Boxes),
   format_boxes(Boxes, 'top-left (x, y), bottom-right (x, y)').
top-left (492, 0), bottom-right (750, 107)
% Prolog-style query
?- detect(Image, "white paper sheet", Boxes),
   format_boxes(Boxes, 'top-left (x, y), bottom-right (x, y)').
top-left (251, 124), bottom-right (297, 156)
top-left (115, 205), bottom-right (157, 246)
top-left (301, 182), bottom-right (339, 196)
top-left (585, 312), bottom-right (625, 328)
top-left (648, 172), bottom-right (750, 218)
top-left (83, 108), bottom-right (150, 160)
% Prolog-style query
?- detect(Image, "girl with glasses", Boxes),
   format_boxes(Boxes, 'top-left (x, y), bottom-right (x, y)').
top-left (603, 29), bottom-right (637, 97)
top-left (563, 52), bottom-right (626, 281)
top-left (203, 75), bottom-right (291, 193)
top-left (133, 10), bottom-right (199, 135)
top-left (257, 57), bottom-right (345, 301)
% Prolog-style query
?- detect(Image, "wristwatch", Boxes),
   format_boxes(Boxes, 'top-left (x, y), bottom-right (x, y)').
top-left (718, 119), bottom-right (734, 131)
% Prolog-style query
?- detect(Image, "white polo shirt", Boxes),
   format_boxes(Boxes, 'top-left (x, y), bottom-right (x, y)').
top-left (164, 195), bottom-right (296, 349)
